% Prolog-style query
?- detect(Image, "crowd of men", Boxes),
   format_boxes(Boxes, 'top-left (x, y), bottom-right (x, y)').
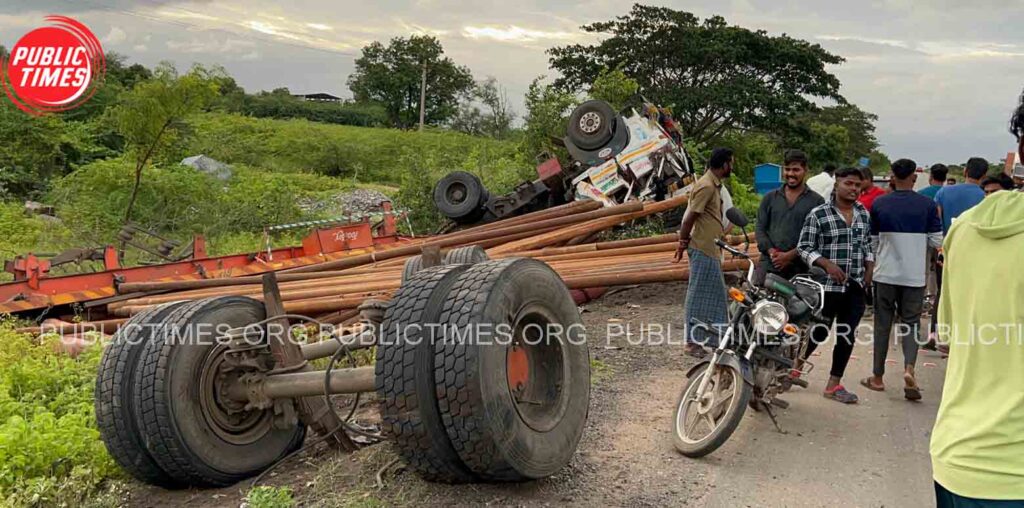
top-left (675, 92), bottom-right (1024, 506)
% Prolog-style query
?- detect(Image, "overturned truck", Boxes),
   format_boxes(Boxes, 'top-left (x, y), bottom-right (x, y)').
top-left (433, 100), bottom-right (696, 227)
top-left (95, 249), bottom-right (590, 487)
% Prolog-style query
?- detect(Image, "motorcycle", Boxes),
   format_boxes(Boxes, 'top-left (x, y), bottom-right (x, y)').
top-left (672, 208), bottom-right (828, 458)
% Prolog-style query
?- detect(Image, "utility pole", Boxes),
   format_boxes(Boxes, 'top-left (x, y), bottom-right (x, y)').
top-left (418, 61), bottom-right (427, 131)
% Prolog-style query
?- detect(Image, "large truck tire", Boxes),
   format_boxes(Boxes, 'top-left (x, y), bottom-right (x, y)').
top-left (434, 258), bottom-right (590, 481)
top-left (134, 297), bottom-right (306, 487)
top-left (567, 100), bottom-right (616, 150)
top-left (95, 301), bottom-right (188, 488)
top-left (401, 255), bottom-right (424, 284)
top-left (434, 171), bottom-right (487, 223)
top-left (376, 264), bottom-right (476, 483)
top-left (443, 245), bottom-right (489, 265)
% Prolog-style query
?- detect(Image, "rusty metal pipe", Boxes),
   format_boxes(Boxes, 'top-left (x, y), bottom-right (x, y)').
top-left (283, 200), bottom-right (645, 275)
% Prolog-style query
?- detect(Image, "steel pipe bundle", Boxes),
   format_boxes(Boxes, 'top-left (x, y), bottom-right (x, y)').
top-left (89, 197), bottom-right (761, 334)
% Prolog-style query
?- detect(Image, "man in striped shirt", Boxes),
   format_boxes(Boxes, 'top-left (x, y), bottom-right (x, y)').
top-left (861, 158), bottom-right (943, 401)
top-left (796, 167), bottom-right (874, 404)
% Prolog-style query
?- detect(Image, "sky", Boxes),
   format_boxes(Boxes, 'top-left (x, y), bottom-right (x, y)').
top-left (2, 0), bottom-right (1023, 166)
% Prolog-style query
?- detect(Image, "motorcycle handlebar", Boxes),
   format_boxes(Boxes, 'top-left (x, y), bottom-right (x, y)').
top-left (715, 239), bottom-right (749, 259)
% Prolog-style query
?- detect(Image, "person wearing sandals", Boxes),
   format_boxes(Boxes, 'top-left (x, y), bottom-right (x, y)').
top-left (675, 148), bottom-right (734, 358)
top-left (859, 159), bottom-right (943, 401)
top-left (795, 167), bottom-right (874, 404)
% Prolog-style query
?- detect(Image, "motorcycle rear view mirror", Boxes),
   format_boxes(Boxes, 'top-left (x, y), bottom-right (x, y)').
top-left (726, 207), bottom-right (749, 228)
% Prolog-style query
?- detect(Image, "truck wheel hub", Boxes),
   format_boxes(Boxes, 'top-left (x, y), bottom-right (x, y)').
top-left (579, 112), bottom-right (602, 134)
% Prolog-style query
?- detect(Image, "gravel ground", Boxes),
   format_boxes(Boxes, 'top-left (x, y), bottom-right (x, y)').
top-left (298, 188), bottom-right (392, 218)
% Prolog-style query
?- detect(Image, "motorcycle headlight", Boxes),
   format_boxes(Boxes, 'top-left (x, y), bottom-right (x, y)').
top-left (751, 300), bottom-right (789, 335)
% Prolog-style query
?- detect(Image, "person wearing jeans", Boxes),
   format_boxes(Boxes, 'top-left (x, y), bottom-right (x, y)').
top-left (796, 167), bottom-right (874, 404)
top-left (861, 159), bottom-right (943, 400)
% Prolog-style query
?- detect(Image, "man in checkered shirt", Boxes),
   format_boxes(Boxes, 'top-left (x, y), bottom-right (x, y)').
top-left (794, 166), bottom-right (875, 404)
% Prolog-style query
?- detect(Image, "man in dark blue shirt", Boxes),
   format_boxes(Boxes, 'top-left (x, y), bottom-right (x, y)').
top-left (862, 159), bottom-right (943, 400)
top-left (755, 149), bottom-right (824, 282)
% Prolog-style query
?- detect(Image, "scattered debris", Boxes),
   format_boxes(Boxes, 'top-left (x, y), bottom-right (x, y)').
top-left (181, 154), bottom-right (232, 181)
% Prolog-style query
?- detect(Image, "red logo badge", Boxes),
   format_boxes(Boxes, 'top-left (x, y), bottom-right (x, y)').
top-left (1, 16), bottom-right (105, 115)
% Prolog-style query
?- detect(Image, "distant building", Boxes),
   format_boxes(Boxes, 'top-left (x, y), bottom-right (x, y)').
top-left (293, 93), bottom-right (342, 103)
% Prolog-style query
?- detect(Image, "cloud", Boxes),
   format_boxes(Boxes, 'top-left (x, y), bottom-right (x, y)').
top-left (166, 37), bottom-right (256, 54)
top-left (462, 25), bottom-right (577, 43)
top-left (306, 23), bottom-right (331, 31)
top-left (133, 44), bottom-right (147, 52)
top-left (102, 26), bottom-right (127, 44)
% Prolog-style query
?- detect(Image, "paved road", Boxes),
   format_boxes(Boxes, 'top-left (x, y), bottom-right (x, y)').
top-left (689, 337), bottom-right (948, 508)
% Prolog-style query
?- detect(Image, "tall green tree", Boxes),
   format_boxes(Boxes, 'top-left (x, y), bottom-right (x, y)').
top-left (588, 67), bottom-right (639, 111)
top-left (781, 104), bottom-right (879, 167)
top-left (347, 35), bottom-right (474, 129)
top-left (548, 5), bottom-right (845, 145)
top-left (113, 63), bottom-right (217, 222)
top-left (521, 76), bottom-right (579, 159)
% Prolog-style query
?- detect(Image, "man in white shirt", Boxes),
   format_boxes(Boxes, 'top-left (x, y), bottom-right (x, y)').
top-left (806, 163), bottom-right (836, 200)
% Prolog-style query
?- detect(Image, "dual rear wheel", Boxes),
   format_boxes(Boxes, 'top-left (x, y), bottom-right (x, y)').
top-left (97, 256), bottom-right (590, 488)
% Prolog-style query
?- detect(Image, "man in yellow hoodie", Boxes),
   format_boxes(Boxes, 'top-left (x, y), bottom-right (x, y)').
top-left (929, 189), bottom-right (1024, 505)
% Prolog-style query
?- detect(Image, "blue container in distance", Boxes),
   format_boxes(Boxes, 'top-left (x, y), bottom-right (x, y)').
top-left (753, 163), bottom-right (782, 195)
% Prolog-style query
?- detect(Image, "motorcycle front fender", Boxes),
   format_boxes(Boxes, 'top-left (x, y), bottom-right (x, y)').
top-left (685, 352), bottom-right (754, 387)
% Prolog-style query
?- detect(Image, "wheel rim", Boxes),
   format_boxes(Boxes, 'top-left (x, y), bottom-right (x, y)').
top-left (676, 367), bottom-right (740, 444)
top-left (201, 345), bottom-right (273, 445)
top-left (446, 182), bottom-right (468, 205)
top-left (579, 111), bottom-right (602, 134)
top-left (507, 304), bottom-right (569, 433)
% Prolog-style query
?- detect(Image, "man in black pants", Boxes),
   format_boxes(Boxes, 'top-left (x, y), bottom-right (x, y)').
top-left (796, 167), bottom-right (874, 404)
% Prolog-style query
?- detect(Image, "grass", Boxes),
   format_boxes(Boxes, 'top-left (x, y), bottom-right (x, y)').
top-left (0, 326), bottom-right (118, 507)
top-left (590, 358), bottom-right (614, 384)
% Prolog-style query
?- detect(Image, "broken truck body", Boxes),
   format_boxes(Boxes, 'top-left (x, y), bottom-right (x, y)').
top-left (433, 100), bottom-right (697, 227)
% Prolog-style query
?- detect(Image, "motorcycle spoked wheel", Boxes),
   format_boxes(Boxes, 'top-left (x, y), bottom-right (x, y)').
top-left (672, 364), bottom-right (751, 458)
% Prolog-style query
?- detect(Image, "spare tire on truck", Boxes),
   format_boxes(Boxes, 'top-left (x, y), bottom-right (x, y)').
top-left (567, 100), bottom-right (616, 150)
top-left (434, 258), bottom-right (590, 481)
top-left (134, 296), bottom-right (306, 487)
top-left (376, 264), bottom-right (477, 483)
top-left (96, 301), bottom-right (188, 487)
top-left (433, 171), bottom-right (487, 223)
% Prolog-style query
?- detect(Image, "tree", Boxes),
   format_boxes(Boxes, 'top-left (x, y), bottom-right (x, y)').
top-left (589, 67), bottom-right (639, 111)
top-left (548, 5), bottom-right (845, 145)
top-left (61, 53), bottom-right (154, 122)
top-left (450, 77), bottom-right (516, 138)
top-left (347, 35), bottom-right (474, 129)
top-left (521, 76), bottom-right (579, 159)
top-left (781, 104), bottom-right (879, 167)
top-left (475, 77), bottom-right (515, 139)
top-left (113, 63), bottom-right (217, 223)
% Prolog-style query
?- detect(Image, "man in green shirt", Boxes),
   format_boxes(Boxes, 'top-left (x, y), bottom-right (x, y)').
top-left (676, 148), bottom-right (733, 358)
top-left (930, 95), bottom-right (1024, 505)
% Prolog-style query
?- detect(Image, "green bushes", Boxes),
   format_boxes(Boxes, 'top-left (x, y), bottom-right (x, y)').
top-left (186, 113), bottom-right (531, 184)
top-left (0, 327), bottom-right (117, 506)
top-left (47, 159), bottom-right (349, 250)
